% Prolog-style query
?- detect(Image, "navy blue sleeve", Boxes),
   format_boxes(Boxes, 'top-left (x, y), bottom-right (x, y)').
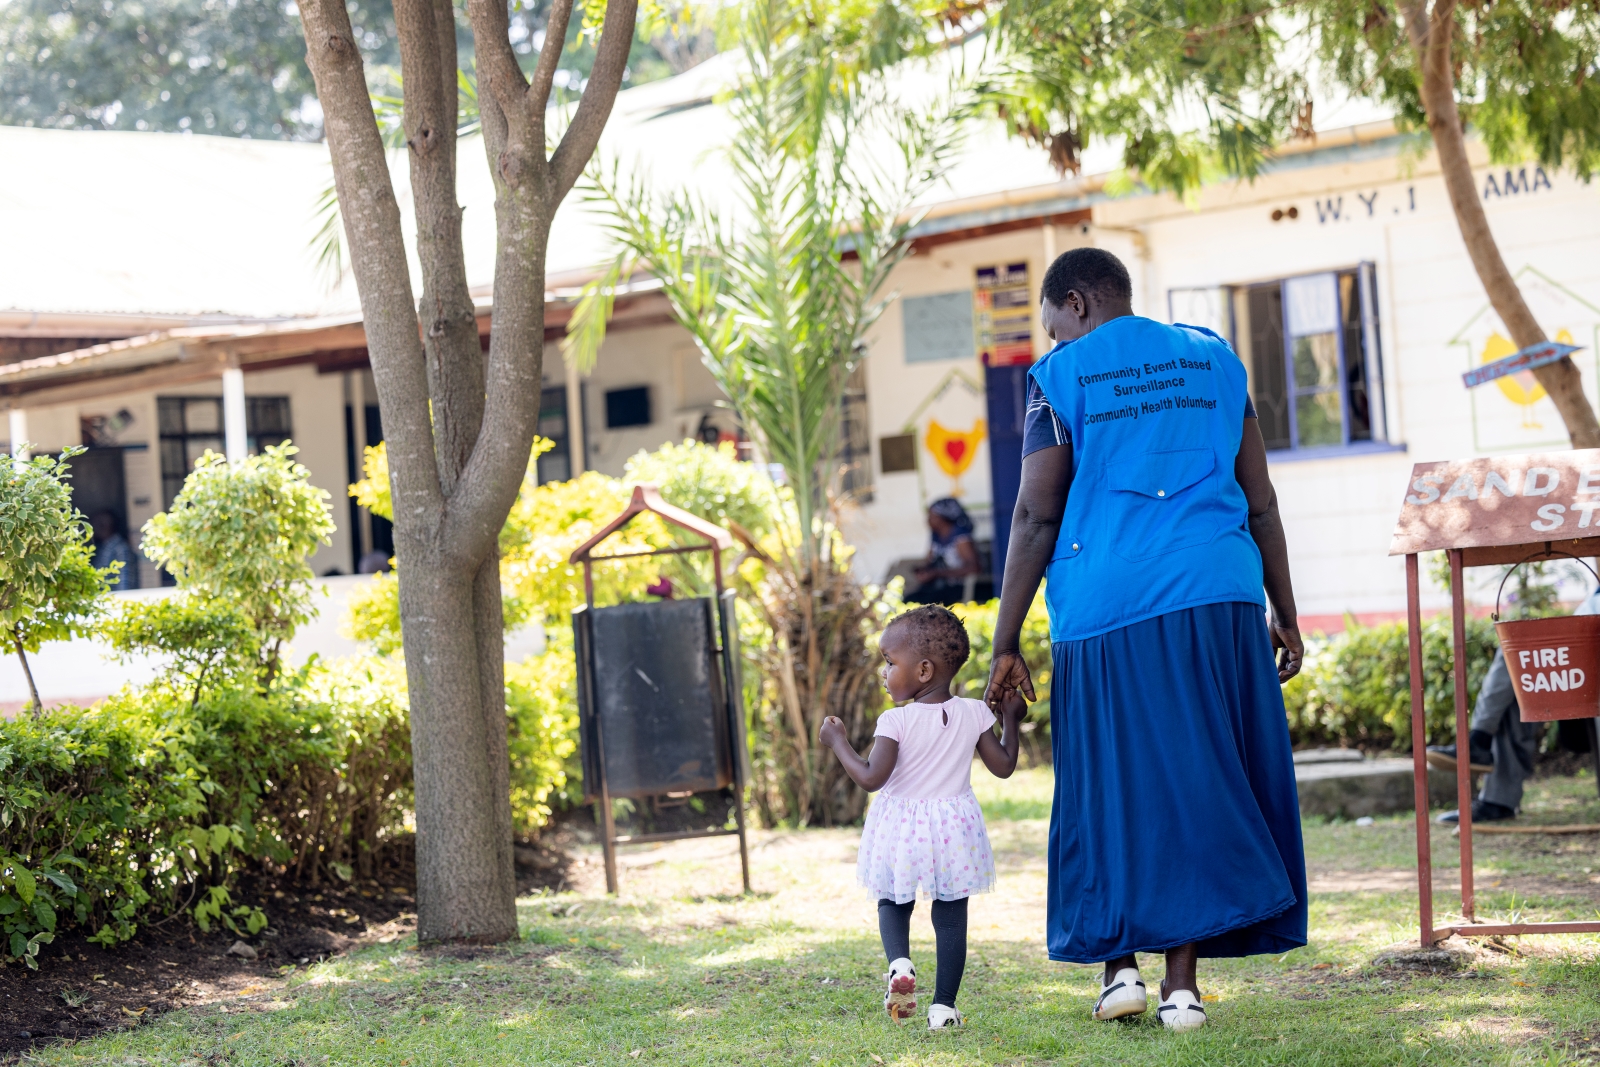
top-left (1022, 376), bottom-right (1070, 458)
top-left (1245, 393), bottom-right (1258, 419)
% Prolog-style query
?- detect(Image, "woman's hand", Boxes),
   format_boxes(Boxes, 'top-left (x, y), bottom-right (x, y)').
top-left (1270, 622), bottom-right (1304, 682)
top-left (984, 650), bottom-right (1037, 709)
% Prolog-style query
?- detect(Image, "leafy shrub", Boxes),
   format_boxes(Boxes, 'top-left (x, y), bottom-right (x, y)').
top-left (1283, 614), bottom-right (1498, 750)
top-left (0, 448), bottom-right (115, 711)
top-left (505, 638), bottom-right (580, 835)
top-left (0, 661), bottom-right (414, 968)
top-left (100, 597), bottom-right (259, 707)
top-left (141, 444), bottom-right (335, 679)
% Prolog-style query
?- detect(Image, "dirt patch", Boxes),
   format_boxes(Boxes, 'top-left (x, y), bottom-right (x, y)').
top-left (0, 836), bottom-right (574, 1064)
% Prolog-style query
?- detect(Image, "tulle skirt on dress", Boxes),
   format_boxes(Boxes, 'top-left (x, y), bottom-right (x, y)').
top-left (856, 789), bottom-right (996, 904)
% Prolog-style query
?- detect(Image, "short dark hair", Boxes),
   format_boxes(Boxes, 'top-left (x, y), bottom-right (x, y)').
top-left (1041, 247), bottom-right (1133, 308)
top-left (886, 604), bottom-right (971, 673)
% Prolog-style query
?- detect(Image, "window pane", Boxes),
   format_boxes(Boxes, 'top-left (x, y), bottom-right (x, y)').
top-left (1292, 334), bottom-right (1340, 390)
top-left (184, 398), bottom-right (220, 433)
top-left (186, 437), bottom-right (222, 467)
top-left (1296, 391), bottom-right (1343, 447)
top-left (1340, 272), bottom-right (1372, 441)
top-left (157, 397), bottom-right (186, 436)
top-left (1246, 286), bottom-right (1291, 449)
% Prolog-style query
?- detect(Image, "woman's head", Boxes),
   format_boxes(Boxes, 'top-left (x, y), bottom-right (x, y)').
top-left (1040, 247), bottom-right (1134, 343)
top-left (927, 497), bottom-right (973, 540)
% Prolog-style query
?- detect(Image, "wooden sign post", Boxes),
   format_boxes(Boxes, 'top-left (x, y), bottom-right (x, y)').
top-left (1390, 449), bottom-right (1600, 946)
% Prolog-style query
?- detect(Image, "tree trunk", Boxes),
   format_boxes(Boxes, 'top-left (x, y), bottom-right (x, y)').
top-left (11, 626), bottom-right (39, 715)
top-left (300, 0), bottom-right (637, 937)
top-left (1402, 0), bottom-right (1600, 449)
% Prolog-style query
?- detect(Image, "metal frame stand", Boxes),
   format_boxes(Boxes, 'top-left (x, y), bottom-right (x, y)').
top-left (1406, 547), bottom-right (1600, 945)
top-left (569, 484), bottom-right (753, 897)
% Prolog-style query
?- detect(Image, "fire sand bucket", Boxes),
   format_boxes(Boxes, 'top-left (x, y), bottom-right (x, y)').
top-left (1493, 555), bottom-right (1600, 722)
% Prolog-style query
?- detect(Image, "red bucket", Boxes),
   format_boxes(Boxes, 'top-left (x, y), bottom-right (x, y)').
top-left (1494, 557), bottom-right (1600, 723)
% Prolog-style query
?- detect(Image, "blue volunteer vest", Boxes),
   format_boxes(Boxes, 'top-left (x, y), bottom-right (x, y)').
top-left (1029, 316), bottom-right (1265, 642)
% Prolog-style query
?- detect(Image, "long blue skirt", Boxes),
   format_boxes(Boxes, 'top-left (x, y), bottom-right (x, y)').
top-left (1046, 601), bottom-right (1307, 963)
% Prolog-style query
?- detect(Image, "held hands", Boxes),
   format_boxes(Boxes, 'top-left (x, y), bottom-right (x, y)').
top-left (998, 688), bottom-right (1029, 724)
top-left (1270, 621), bottom-right (1304, 682)
top-left (984, 650), bottom-right (1037, 709)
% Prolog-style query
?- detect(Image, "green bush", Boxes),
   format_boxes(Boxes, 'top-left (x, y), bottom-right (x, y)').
top-left (0, 662), bottom-right (413, 968)
top-left (505, 639), bottom-right (580, 836)
top-left (1283, 615), bottom-right (1499, 751)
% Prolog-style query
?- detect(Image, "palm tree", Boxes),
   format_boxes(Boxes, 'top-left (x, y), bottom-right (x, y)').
top-left (564, 0), bottom-right (966, 823)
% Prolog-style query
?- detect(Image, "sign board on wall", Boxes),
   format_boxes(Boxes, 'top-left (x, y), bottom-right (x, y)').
top-left (903, 291), bottom-right (976, 363)
top-left (975, 263), bottom-right (1033, 366)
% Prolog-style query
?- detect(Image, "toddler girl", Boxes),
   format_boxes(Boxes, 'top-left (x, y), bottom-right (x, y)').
top-left (819, 604), bottom-right (1023, 1030)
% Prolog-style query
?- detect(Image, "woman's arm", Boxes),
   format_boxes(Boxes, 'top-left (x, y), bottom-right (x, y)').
top-left (976, 691), bottom-right (1026, 778)
top-left (819, 715), bottom-right (899, 791)
top-left (1235, 418), bottom-right (1303, 682)
top-left (983, 443), bottom-right (1074, 706)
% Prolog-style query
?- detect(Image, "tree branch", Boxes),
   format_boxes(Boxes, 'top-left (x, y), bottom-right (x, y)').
top-left (550, 0), bottom-right (641, 200)
top-left (529, 0), bottom-right (577, 143)
top-left (465, 0), bottom-right (528, 118)
top-left (299, 0), bottom-right (444, 520)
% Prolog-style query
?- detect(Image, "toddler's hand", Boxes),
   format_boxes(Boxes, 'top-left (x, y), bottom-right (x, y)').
top-left (1000, 689), bottom-right (1029, 722)
top-left (818, 715), bottom-right (846, 749)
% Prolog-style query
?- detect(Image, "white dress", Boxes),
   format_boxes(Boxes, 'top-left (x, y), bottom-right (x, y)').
top-left (856, 697), bottom-right (998, 903)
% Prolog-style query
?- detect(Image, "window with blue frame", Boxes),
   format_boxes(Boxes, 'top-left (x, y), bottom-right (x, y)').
top-left (1171, 265), bottom-right (1387, 453)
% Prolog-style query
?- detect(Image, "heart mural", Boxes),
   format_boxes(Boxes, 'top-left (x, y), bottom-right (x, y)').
top-left (925, 418), bottom-right (986, 495)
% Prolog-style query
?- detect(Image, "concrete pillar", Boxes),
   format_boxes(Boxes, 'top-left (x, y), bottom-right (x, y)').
top-left (564, 354), bottom-right (586, 476)
top-left (222, 365), bottom-right (247, 463)
top-left (8, 407), bottom-right (28, 462)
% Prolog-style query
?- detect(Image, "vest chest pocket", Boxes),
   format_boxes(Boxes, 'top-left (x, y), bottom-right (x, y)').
top-left (1105, 448), bottom-right (1222, 562)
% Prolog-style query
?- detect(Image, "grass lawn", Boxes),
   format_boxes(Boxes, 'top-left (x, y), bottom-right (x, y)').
top-left (28, 767), bottom-right (1600, 1066)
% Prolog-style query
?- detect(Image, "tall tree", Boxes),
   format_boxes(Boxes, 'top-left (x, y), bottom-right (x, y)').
top-left (298, 0), bottom-right (638, 941)
top-left (985, 0), bottom-right (1600, 448)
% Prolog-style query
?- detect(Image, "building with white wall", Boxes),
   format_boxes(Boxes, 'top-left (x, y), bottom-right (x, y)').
top-left (4, 58), bottom-right (1596, 633)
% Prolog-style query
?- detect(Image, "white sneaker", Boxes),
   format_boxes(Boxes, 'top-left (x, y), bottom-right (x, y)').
top-left (883, 957), bottom-right (916, 1022)
top-left (927, 1004), bottom-right (963, 1029)
top-left (1092, 966), bottom-right (1148, 1020)
top-left (1157, 988), bottom-right (1207, 1032)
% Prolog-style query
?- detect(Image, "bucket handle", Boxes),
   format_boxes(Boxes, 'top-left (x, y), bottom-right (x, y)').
top-left (1493, 550), bottom-right (1600, 621)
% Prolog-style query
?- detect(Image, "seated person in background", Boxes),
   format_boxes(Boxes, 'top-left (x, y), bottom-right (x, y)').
top-left (90, 511), bottom-right (138, 591)
top-left (906, 498), bottom-right (980, 606)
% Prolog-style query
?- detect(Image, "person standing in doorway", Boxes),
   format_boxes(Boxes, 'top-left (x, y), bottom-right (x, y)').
top-left (90, 511), bottom-right (139, 591)
top-left (983, 248), bottom-right (1307, 1033)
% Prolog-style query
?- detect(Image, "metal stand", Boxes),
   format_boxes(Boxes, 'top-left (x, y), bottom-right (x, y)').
top-left (1406, 546), bottom-right (1600, 944)
top-left (571, 485), bottom-right (753, 897)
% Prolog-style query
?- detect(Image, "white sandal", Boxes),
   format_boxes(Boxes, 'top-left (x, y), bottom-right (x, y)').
top-left (884, 957), bottom-right (917, 1022)
top-left (927, 1004), bottom-right (963, 1029)
top-left (1157, 988), bottom-right (1207, 1032)
top-left (1092, 966), bottom-right (1148, 1020)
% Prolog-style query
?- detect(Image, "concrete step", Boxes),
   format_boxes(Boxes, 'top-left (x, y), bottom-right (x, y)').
top-left (1293, 748), bottom-right (1465, 819)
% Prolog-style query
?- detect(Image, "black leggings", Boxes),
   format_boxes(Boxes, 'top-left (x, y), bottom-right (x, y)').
top-left (877, 897), bottom-right (968, 1008)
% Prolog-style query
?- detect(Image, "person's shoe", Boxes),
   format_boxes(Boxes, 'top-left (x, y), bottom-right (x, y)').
top-left (1092, 966), bottom-right (1148, 1020)
top-left (884, 958), bottom-right (916, 1022)
top-left (927, 1004), bottom-right (963, 1030)
top-left (1436, 799), bottom-right (1516, 824)
top-left (1157, 988), bottom-right (1207, 1032)
top-left (1426, 732), bottom-right (1494, 774)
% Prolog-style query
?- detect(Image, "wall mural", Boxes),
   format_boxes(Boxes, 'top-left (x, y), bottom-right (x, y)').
top-left (1452, 267), bottom-right (1600, 452)
top-left (925, 418), bottom-right (986, 496)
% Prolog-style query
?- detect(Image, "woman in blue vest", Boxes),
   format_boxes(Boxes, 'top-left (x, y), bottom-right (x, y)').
top-left (984, 248), bottom-right (1306, 1033)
